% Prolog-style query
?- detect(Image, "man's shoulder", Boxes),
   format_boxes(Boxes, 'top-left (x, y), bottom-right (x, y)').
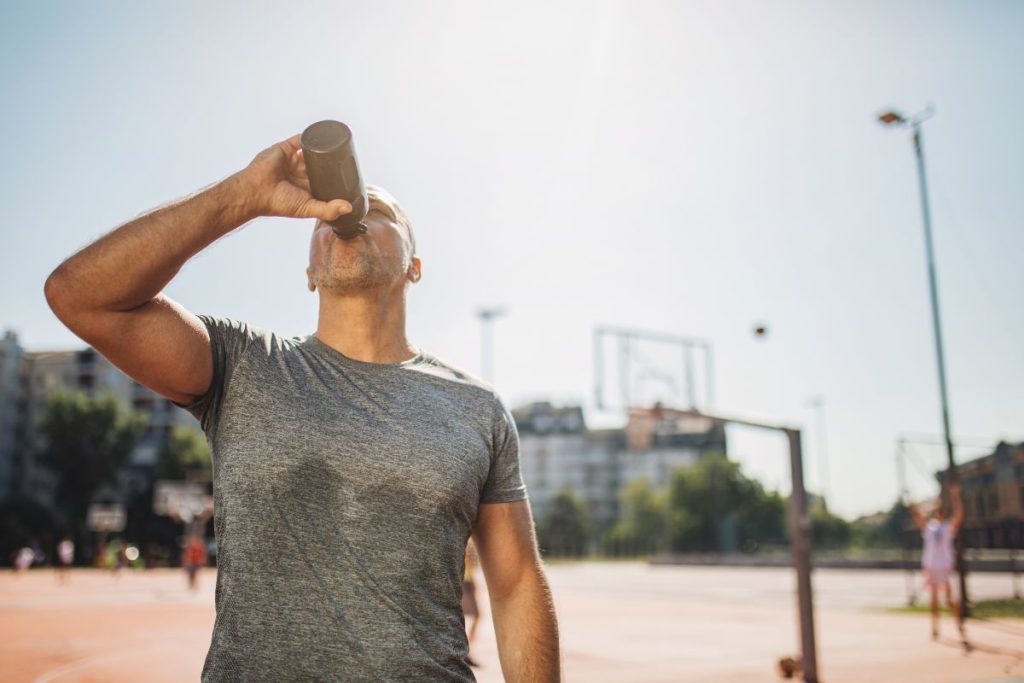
top-left (198, 315), bottom-right (303, 353)
top-left (411, 352), bottom-right (501, 402)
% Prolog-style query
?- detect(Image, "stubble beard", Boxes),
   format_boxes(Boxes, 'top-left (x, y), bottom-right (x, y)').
top-left (312, 237), bottom-right (403, 294)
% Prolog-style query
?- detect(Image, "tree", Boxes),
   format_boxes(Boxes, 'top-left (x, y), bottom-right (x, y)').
top-left (810, 499), bottom-right (851, 549)
top-left (156, 426), bottom-right (211, 480)
top-left (851, 501), bottom-right (913, 549)
top-left (604, 478), bottom-right (667, 556)
top-left (737, 482), bottom-right (787, 552)
top-left (38, 390), bottom-right (145, 538)
top-left (0, 495), bottom-right (56, 567)
top-left (537, 489), bottom-right (592, 557)
top-left (666, 453), bottom-right (787, 553)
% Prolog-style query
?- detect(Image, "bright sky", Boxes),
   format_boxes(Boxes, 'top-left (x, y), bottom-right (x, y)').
top-left (2, 1), bottom-right (1021, 519)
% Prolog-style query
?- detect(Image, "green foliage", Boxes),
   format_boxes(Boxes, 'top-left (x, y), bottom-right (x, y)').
top-left (0, 495), bottom-right (56, 566)
top-left (810, 499), bottom-right (851, 548)
top-left (537, 451), bottom-right (856, 559)
top-left (603, 478), bottom-right (668, 555)
top-left (889, 598), bottom-right (1024, 620)
top-left (738, 486), bottom-right (788, 552)
top-left (156, 426), bottom-right (211, 480)
top-left (38, 389), bottom-right (146, 523)
top-left (538, 488), bottom-right (592, 557)
top-left (851, 501), bottom-right (913, 549)
top-left (667, 452), bottom-right (787, 553)
top-left (973, 598), bottom-right (1024, 620)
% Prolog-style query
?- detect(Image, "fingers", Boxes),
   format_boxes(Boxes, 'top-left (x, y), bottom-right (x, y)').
top-left (301, 198), bottom-right (352, 221)
top-left (326, 199), bottom-right (352, 219)
top-left (293, 152), bottom-right (309, 181)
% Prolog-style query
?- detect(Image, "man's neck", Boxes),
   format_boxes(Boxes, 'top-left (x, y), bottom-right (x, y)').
top-left (314, 289), bottom-right (417, 364)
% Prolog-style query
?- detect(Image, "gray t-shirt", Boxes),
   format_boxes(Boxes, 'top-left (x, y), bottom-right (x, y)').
top-left (178, 316), bottom-right (527, 682)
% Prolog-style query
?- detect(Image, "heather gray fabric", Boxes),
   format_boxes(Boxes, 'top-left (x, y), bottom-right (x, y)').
top-left (176, 315), bottom-right (527, 682)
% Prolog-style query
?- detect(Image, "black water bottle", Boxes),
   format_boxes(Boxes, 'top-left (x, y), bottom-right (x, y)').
top-left (300, 120), bottom-right (368, 239)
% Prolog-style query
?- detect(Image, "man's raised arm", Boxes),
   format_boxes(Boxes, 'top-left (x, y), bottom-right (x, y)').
top-left (44, 135), bottom-right (351, 405)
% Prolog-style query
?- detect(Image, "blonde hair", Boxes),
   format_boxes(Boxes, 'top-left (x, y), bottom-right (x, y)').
top-left (367, 184), bottom-right (416, 257)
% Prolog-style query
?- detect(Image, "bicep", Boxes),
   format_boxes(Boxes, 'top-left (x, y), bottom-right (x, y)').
top-left (50, 293), bottom-right (212, 405)
top-left (471, 500), bottom-right (543, 602)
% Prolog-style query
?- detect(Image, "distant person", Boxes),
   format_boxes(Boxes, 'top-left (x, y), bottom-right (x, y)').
top-left (462, 538), bottom-right (482, 667)
top-left (56, 537), bottom-right (74, 583)
top-left (117, 541), bottom-right (130, 572)
top-left (45, 132), bottom-right (559, 681)
top-left (105, 538), bottom-right (128, 575)
top-left (183, 535), bottom-right (208, 592)
top-left (909, 481), bottom-right (965, 642)
top-left (13, 546), bottom-right (34, 573)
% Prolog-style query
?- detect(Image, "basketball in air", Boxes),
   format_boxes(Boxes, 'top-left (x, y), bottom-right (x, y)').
top-left (753, 323), bottom-right (768, 339)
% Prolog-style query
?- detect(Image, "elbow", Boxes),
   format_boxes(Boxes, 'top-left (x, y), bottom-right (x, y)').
top-left (44, 268), bottom-right (67, 316)
top-left (44, 267), bottom-right (76, 322)
top-left (45, 266), bottom-right (90, 328)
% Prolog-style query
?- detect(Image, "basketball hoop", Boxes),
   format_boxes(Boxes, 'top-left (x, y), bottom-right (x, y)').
top-left (154, 480), bottom-right (213, 524)
top-left (86, 504), bottom-right (126, 533)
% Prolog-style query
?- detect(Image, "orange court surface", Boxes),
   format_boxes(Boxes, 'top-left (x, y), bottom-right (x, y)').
top-left (2, 562), bottom-right (1023, 682)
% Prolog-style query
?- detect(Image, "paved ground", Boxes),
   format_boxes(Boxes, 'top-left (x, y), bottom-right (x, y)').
top-left (2, 562), bottom-right (1022, 682)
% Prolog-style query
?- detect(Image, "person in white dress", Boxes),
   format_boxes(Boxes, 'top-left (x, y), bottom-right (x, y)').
top-left (56, 537), bottom-right (74, 583)
top-left (909, 481), bottom-right (964, 641)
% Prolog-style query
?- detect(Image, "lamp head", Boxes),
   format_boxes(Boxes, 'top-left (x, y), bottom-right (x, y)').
top-left (878, 110), bottom-right (906, 126)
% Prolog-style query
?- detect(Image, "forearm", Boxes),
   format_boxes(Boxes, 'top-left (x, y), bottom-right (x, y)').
top-left (45, 173), bottom-right (255, 313)
top-left (908, 504), bottom-right (925, 528)
top-left (490, 570), bottom-right (561, 682)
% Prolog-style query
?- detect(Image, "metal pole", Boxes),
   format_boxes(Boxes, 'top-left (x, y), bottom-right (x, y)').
top-left (1012, 544), bottom-right (1021, 600)
top-left (619, 336), bottom-right (631, 409)
top-left (807, 397), bottom-right (830, 505)
top-left (672, 409), bottom-right (820, 678)
top-left (477, 308), bottom-right (507, 384)
top-left (1011, 525), bottom-right (1022, 600)
top-left (704, 343), bottom-right (716, 408)
top-left (480, 316), bottom-right (493, 383)
top-left (594, 329), bottom-right (604, 410)
top-left (911, 123), bottom-right (968, 618)
top-left (786, 428), bottom-right (819, 683)
top-left (683, 344), bottom-right (696, 409)
top-left (895, 439), bottom-right (917, 606)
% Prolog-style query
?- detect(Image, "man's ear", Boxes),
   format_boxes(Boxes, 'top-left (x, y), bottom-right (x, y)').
top-left (408, 257), bottom-right (422, 283)
top-left (306, 266), bottom-right (316, 292)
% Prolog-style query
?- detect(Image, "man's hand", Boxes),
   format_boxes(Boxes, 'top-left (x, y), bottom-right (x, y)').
top-left (238, 135), bottom-right (353, 222)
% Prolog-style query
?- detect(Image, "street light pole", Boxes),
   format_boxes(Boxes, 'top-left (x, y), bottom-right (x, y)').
top-left (895, 438), bottom-right (918, 607)
top-left (805, 396), bottom-right (830, 507)
top-left (477, 307), bottom-right (507, 384)
top-left (878, 105), bottom-right (968, 619)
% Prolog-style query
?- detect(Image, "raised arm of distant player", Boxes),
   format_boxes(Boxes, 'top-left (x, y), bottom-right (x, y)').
top-left (908, 497), bottom-right (928, 530)
top-left (948, 481), bottom-right (964, 533)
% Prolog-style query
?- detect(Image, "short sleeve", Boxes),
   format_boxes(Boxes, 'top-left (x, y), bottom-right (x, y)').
top-left (480, 397), bottom-right (528, 504)
top-left (172, 315), bottom-right (257, 435)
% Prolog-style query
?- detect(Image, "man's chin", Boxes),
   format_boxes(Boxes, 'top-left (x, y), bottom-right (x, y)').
top-left (315, 271), bottom-right (386, 294)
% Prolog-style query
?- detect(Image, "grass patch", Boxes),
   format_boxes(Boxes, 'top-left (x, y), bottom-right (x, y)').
top-left (887, 598), bottom-right (1024, 620)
